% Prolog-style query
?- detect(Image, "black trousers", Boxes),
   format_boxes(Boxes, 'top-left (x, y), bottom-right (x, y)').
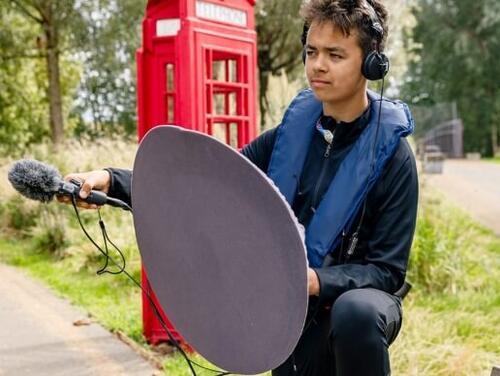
top-left (272, 288), bottom-right (402, 376)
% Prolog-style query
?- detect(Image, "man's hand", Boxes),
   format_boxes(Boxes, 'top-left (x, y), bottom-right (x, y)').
top-left (307, 267), bottom-right (320, 296)
top-left (56, 170), bottom-right (111, 210)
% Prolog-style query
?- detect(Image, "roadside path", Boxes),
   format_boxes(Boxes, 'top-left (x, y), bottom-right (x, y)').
top-left (423, 159), bottom-right (500, 236)
top-left (0, 262), bottom-right (159, 376)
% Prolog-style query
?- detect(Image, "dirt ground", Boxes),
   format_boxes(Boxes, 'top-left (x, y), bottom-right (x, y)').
top-left (422, 159), bottom-right (500, 236)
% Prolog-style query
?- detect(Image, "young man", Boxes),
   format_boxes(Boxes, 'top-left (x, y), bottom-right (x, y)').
top-left (60, 1), bottom-right (418, 375)
top-left (241, 1), bottom-right (418, 374)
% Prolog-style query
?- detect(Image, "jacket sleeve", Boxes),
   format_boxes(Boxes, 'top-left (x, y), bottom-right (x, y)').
top-left (103, 168), bottom-right (133, 207)
top-left (314, 141), bottom-right (419, 303)
top-left (240, 127), bottom-right (277, 172)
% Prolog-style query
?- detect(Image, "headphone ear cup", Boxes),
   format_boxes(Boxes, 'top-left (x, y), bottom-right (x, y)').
top-left (362, 51), bottom-right (390, 81)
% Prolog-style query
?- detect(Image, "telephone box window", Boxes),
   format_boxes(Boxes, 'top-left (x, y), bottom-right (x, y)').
top-left (212, 59), bottom-right (238, 82)
top-left (164, 63), bottom-right (176, 123)
top-left (205, 50), bottom-right (249, 148)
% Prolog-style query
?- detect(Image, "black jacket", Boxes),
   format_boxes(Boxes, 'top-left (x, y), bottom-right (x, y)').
top-left (107, 107), bottom-right (418, 305)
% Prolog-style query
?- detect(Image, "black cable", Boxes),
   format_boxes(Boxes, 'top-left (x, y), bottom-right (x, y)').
top-left (345, 77), bottom-right (386, 261)
top-left (371, 77), bottom-right (385, 173)
top-left (96, 209), bottom-right (126, 275)
top-left (299, 79), bottom-right (388, 370)
top-left (95, 212), bottom-right (110, 274)
top-left (69, 196), bottom-right (231, 376)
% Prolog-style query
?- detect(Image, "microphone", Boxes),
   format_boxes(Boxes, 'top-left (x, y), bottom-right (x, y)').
top-left (8, 159), bottom-right (131, 211)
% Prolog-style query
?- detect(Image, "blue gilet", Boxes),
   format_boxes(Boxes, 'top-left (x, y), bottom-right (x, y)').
top-left (267, 89), bottom-right (415, 267)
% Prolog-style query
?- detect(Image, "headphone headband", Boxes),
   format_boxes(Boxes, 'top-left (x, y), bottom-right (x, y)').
top-left (364, 0), bottom-right (384, 43)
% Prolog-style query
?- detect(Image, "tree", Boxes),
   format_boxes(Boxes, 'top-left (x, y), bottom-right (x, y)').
top-left (71, 0), bottom-right (146, 138)
top-left (256, 0), bottom-right (304, 130)
top-left (0, 4), bottom-right (54, 151)
top-left (1, 0), bottom-right (147, 145)
top-left (3, 0), bottom-right (83, 145)
top-left (402, 0), bottom-right (500, 156)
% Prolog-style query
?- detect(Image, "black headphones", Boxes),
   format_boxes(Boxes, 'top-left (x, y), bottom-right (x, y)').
top-left (301, 0), bottom-right (390, 81)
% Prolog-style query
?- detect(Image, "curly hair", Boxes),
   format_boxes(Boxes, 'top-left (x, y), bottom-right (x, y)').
top-left (300, 0), bottom-right (389, 57)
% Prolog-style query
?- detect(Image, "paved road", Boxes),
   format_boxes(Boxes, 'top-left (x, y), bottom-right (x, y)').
top-left (0, 262), bottom-right (159, 376)
top-left (423, 159), bottom-right (500, 236)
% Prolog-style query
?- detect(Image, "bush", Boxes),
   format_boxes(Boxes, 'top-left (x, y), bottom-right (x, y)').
top-left (408, 188), bottom-right (493, 295)
top-left (1, 137), bottom-right (137, 264)
top-left (30, 205), bottom-right (71, 255)
top-left (0, 196), bottom-right (40, 237)
top-left (392, 186), bottom-right (500, 376)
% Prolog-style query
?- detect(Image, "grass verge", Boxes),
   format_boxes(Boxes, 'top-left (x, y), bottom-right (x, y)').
top-left (484, 156), bottom-right (500, 164)
top-left (390, 187), bottom-right (500, 375)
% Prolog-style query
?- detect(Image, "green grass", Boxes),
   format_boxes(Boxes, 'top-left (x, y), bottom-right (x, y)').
top-left (484, 156), bottom-right (500, 164)
top-left (390, 188), bottom-right (500, 376)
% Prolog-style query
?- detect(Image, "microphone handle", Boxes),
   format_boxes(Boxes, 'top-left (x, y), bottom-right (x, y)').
top-left (85, 190), bottom-right (131, 211)
top-left (85, 190), bottom-right (108, 205)
top-left (59, 180), bottom-right (131, 211)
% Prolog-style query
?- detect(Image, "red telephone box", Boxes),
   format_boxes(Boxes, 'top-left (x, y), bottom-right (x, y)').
top-left (136, 0), bottom-right (258, 345)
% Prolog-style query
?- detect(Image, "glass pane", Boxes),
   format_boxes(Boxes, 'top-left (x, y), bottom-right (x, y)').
top-left (214, 93), bottom-right (225, 114)
top-left (228, 92), bottom-right (237, 115)
top-left (167, 95), bottom-right (175, 123)
top-left (212, 60), bottom-right (226, 82)
top-left (212, 123), bottom-right (226, 144)
top-left (228, 59), bottom-right (237, 82)
top-left (166, 63), bottom-right (175, 92)
top-left (229, 122), bottom-right (239, 148)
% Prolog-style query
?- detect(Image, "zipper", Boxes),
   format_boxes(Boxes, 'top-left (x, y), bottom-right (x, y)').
top-left (345, 232), bottom-right (359, 261)
top-left (338, 229), bottom-right (346, 264)
top-left (323, 142), bottom-right (332, 158)
top-left (311, 142), bottom-right (332, 209)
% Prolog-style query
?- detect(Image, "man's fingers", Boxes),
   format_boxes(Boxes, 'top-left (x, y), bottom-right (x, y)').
top-left (79, 180), bottom-right (93, 199)
top-left (57, 173), bottom-right (100, 210)
top-left (62, 173), bottom-right (94, 200)
top-left (56, 194), bottom-right (99, 210)
top-left (59, 171), bottom-right (107, 208)
top-left (56, 195), bottom-right (72, 204)
top-left (63, 173), bottom-right (84, 183)
top-left (77, 201), bottom-right (99, 210)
